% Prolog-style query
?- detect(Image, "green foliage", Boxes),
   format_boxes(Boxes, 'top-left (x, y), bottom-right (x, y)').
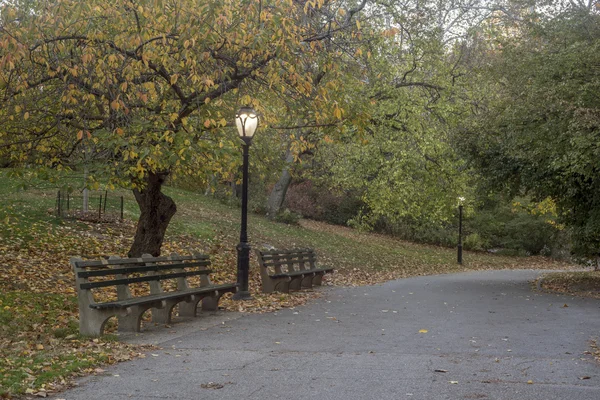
top-left (464, 233), bottom-right (486, 251)
top-left (342, 194), bottom-right (563, 256)
top-left (0, 0), bottom-right (372, 254)
top-left (303, 3), bottom-right (480, 231)
top-left (284, 181), bottom-right (364, 225)
top-left (460, 8), bottom-right (600, 260)
top-left (366, 215), bottom-right (457, 248)
top-left (468, 199), bottom-right (561, 255)
top-left (274, 209), bottom-right (302, 225)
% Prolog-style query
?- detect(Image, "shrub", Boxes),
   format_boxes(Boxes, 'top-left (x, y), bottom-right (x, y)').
top-left (274, 208), bottom-right (301, 225)
top-left (284, 181), bottom-right (363, 225)
top-left (464, 233), bottom-right (487, 251)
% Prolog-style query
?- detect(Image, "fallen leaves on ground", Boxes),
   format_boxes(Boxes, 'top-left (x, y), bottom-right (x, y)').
top-left (591, 340), bottom-right (600, 364)
top-left (0, 193), bottom-right (578, 398)
top-left (537, 271), bottom-right (600, 299)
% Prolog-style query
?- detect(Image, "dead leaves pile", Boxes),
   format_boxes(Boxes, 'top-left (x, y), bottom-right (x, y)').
top-left (537, 271), bottom-right (600, 299)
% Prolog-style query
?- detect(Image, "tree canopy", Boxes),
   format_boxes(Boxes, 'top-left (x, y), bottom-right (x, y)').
top-left (460, 4), bottom-right (600, 259)
top-left (0, 0), bottom-right (369, 255)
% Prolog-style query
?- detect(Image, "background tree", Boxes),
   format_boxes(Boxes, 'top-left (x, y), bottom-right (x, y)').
top-left (459, 3), bottom-right (600, 264)
top-left (292, 0), bottom-right (495, 230)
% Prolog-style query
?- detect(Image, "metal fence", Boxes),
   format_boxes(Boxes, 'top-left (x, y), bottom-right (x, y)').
top-left (55, 190), bottom-right (124, 221)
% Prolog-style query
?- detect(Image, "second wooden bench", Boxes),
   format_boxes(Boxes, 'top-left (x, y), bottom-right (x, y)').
top-left (256, 248), bottom-right (333, 293)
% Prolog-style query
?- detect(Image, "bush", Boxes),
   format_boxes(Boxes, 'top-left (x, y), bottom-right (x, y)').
top-left (284, 181), bottom-right (364, 225)
top-left (464, 233), bottom-right (487, 251)
top-left (274, 208), bottom-right (301, 225)
top-left (469, 201), bottom-right (560, 255)
top-left (372, 216), bottom-right (456, 247)
top-left (361, 196), bottom-right (564, 256)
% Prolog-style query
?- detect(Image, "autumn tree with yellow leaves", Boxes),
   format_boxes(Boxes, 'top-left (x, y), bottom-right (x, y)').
top-left (0, 0), bottom-right (368, 256)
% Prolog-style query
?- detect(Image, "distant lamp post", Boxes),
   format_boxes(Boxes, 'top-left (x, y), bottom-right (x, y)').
top-left (232, 106), bottom-right (258, 301)
top-left (457, 197), bottom-right (465, 265)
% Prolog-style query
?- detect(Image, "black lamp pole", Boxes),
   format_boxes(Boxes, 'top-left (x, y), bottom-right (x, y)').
top-left (232, 107), bottom-right (257, 301)
top-left (233, 138), bottom-right (252, 300)
top-left (457, 203), bottom-right (463, 265)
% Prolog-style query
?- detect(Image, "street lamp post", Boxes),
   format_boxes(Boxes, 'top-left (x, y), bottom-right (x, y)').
top-left (232, 106), bottom-right (258, 301)
top-left (457, 197), bottom-right (465, 265)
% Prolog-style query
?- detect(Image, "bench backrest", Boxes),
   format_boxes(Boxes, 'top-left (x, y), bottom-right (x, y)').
top-left (256, 248), bottom-right (317, 275)
top-left (71, 253), bottom-right (212, 305)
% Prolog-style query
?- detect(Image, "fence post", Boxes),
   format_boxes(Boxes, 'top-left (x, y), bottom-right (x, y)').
top-left (104, 190), bottom-right (108, 213)
top-left (67, 192), bottom-right (70, 212)
top-left (120, 196), bottom-right (124, 221)
top-left (56, 191), bottom-right (61, 217)
top-left (98, 196), bottom-right (102, 220)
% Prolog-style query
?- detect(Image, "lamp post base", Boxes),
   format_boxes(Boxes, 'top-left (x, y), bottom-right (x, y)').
top-left (232, 290), bottom-right (253, 301)
top-left (234, 241), bottom-right (252, 301)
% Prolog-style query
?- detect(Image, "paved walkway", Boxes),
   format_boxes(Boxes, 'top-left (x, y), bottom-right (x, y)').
top-left (62, 270), bottom-right (600, 400)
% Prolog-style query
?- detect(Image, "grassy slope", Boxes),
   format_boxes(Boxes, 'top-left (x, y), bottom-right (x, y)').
top-left (0, 173), bottom-right (573, 397)
top-left (163, 185), bottom-right (569, 282)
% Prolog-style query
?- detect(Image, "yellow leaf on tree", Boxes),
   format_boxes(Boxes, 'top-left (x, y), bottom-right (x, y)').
top-left (334, 107), bottom-right (342, 120)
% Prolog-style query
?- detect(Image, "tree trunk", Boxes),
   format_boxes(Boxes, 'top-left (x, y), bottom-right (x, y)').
top-left (266, 150), bottom-right (294, 219)
top-left (128, 171), bottom-right (177, 257)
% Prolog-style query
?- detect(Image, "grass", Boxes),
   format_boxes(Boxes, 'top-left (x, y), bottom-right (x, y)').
top-left (0, 170), bottom-right (578, 398)
top-left (0, 291), bottom-right (131, 397)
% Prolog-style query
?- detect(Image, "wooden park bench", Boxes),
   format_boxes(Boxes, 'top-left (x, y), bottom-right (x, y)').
top-left (71, 253), bottom-right (237, 336)
top-left (256, 248), bottom-right (333, 293)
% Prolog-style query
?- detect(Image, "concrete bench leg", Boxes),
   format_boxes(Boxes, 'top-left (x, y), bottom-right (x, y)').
top-left (289, 277), bottom-right (302, 291)
top-left (152, 299), bottom-right (180, 325)
top-left (274, 279), bottom-right (291, 293)
top-left (301, 274), bottom-right (314, 289)
top-left (201, 293), bottom-right (219, 312)
top-left (313, 273), bottom-right (325, 286)
top-left (118, 305), bottom-right (147, 332)
top-left (80, 308), bottom-right (129, 337)
top-left (179, 296), bottom-right (201, 318)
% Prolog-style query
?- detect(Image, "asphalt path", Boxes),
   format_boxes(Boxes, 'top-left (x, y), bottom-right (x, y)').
top-left (60, 270), bottom-right (600, 400)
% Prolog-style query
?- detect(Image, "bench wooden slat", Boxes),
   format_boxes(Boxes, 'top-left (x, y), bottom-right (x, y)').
top-left (80, 269), bottom-right (212, 290)
top-left (74, 254), bottom-right (208, 268)
top-left (271, 267), bottom-right (333, 279)
top-left (259, 249), bottom-right (314, 256)
top-left (77, 260), bottom-right (211, 278)
top-left (262, 256), bottom-right (316, 267)
top-left (90, 283), bottom-right (238, 309)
